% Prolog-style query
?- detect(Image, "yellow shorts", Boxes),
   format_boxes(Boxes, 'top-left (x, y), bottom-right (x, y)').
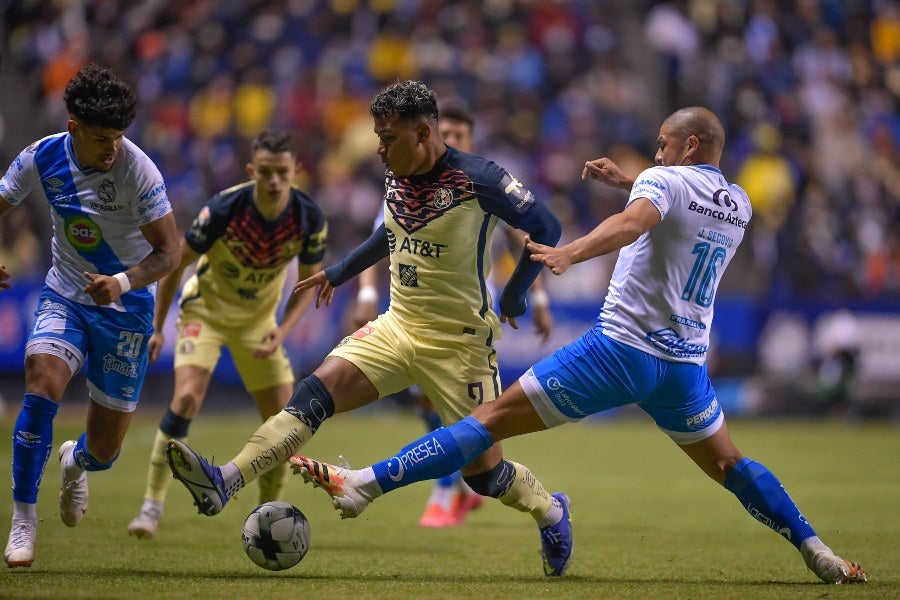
top-left (173, 310), bottom-right (294, 392)
top-left (329, 310), bottom-right (501, 425)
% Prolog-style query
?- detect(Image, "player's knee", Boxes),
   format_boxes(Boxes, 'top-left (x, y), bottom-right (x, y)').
top-left (718, 455), bottom-right (746, 483)
top-left (463, 459), bottom-right (516, 498)
top-left (159, 407), bottom-right (191, 438)
top-left (172, 388), bottom-right (203, 415)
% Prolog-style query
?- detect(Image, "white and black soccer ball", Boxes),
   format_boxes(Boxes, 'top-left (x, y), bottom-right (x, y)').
top-left (241, 501), bottom-right (311, 571)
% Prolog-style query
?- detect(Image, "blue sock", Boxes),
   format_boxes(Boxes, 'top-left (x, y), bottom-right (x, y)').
top-left (724, 457), bottom-right (816, 549)
top-left (373, 416), bottom-right (493, 494)
top-left (72, 432), bottom-right (117, 471)
top-left (417, 409), bottom-right (458, 488)
top-left (12, 393), bottom-right (59, 503)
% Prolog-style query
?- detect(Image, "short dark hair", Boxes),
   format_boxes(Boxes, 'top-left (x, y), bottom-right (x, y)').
top-left (439, 102), bottom-right (475, 131)
top-left (64, 63), bottom-right (137, 130)
top-left (370, 80), bottom-right (438, 122)
top-left (251, 129), bottom-right (296, 156)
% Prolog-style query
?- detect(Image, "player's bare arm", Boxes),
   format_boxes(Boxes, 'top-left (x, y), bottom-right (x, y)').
top-left (293, 270), bottom-right (334, 308)
top-left (254, 260), bottom-right (323, 358)
top-left (81, 211), bottom-right (179, 306)
top-left (526, 198), bottom-right (661, 276)
top-left (581, 157), bottom-right (636, 190)
top-left (352, 266), bottom-right (380, 328)
top-left (147, 241), bottom-right (198, 363)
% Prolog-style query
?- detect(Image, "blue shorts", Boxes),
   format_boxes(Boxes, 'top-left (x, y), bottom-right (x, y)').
top-left (519, 328), bottom-right (723, 444)
top-left (25, 286), bottom-right (153, 412)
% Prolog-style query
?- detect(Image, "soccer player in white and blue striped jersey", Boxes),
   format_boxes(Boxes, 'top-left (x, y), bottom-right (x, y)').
top-left (0, 64), bottom-right (179, 568)
top-left (293, 107), bottom-right (866, 584)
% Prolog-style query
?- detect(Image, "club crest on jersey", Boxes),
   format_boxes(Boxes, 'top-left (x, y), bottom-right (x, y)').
top-left (64, 216), bottom-right (102, 252)
top-left (385, 170), bottom-right (473, 234)
top-left (92, 178), bottom-right (124, 212)
top-left (98, 179), bottom-right (116, 203)
top-left (433, 187), bottom-right (453, 209)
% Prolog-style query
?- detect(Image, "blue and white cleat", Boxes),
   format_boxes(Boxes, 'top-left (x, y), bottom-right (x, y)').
top-left (540, 492), bottom-right (573, 576)
top-left (165, 440), bottom-right (227, 516)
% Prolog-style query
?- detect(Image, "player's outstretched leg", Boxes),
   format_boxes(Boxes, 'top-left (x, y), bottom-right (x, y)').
top-left (58, 440), bottom-right (89, 527)
top-left (724, 457), bottom-right (866, 584)
top-left (166, 375), bottom-right (336, 516)
top-left (165, 439), bottom-right (229, 516)
top-left (290, 455), bottom-right (379, 519)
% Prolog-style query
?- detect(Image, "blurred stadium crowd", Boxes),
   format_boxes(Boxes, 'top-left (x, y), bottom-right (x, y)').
top-left (0, 1), bottom-right (898, 412)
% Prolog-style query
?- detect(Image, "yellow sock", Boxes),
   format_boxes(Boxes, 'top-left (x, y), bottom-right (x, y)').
top-left (257, 460), bottom-right (289, 504)
top-left (232, 411), bottom-right (312, 484)
top-left (498, 461), bottom-right (554, 522)
top-left (145, 429), bottom-right (177, 503)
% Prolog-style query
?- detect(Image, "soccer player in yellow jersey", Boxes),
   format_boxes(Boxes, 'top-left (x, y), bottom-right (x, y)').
top-left (127, 130), bottom-right (327, 538)
top-left (166, 81), bottom-right (571, 575)
top-left (353, 102), bottom-right (554, 527)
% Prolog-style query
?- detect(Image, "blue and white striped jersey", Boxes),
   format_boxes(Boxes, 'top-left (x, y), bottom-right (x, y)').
top-left (598, 165), bottom-right (752, 364)
top-left (0, 133), bottom-right (172, 312)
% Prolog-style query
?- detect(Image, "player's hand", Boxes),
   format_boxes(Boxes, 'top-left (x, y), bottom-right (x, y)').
top-left (525, 236), bottom-right (575, 276)
top-left (82, 271), bottom-right (124, 305)
top-left (0, 264), bottom-right (11, 291)
top-left (351, 300), bottom-right (378, 329)
top-left (499, 313), bottom-right (520, 330)
top-left (582, 157), bottom-right (632, 190)
top-left (293, 271), bottom-right (335, 308)
top-left (147, 331), bottom-right (165, 364)
top-left (253, 328), bottom-right (284, 358)
top-left (532, 305), bottom-right (553, 343)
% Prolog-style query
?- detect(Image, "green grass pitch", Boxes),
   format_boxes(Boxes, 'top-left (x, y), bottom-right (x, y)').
top-left (1, 406), bottom-right (897, 599)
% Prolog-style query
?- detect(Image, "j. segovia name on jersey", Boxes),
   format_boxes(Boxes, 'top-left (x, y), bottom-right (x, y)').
top-left (179, 182), bottom-right (327, 326)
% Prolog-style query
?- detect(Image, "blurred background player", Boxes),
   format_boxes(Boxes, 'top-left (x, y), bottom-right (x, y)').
top-left (127, 130), bottom-right (327, 539)
top-left (1, 64), bottom-right (179, 567)
top-left (351, 102), bottom-right (554, 528)
top-left (166, 80), bottom-right (570, 575)
top-left (293, 107), bottom-right (865, 584)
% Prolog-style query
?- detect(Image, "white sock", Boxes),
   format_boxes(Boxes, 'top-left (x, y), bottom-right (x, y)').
top-left (12, 501), bottom-right (37, 522)
top-left (221, 462), bottom-right (243, 498)
top-left (356, 467), bottom-right (383, 500)
top-left (535, 496), bottom-right (563, 528)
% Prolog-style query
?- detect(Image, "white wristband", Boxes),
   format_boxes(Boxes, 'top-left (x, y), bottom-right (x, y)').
top-left (530, 289), bottom-right (549, 308)
top-left (357, 285), bottom-right (378, 304)
top-left (113, 272), bottom-right (132, 294)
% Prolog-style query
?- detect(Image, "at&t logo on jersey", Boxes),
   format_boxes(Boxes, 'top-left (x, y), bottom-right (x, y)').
top-left (65, 216), bottom-right (103, 251)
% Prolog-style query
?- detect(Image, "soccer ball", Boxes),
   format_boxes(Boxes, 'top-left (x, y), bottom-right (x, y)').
top-left (241, 501), bottom-right (311, 571)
